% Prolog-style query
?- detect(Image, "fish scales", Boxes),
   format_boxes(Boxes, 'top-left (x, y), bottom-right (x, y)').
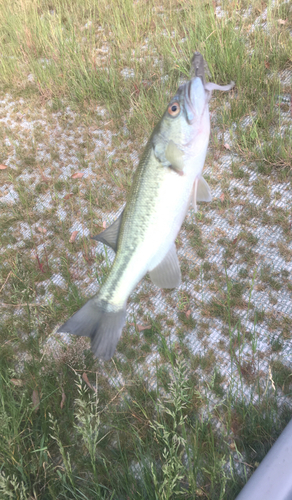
top-left (99, 127), bottom-right (187, 304)
top-left (99, 152), bottom-right (182, 305)
top-left (58, 52), bottom-right (235, 360)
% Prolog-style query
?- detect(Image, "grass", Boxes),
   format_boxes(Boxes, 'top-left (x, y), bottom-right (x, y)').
top-left (1, 353), bottom-right (291, 500)
top-left (0, 0), bottom-right (292, 498)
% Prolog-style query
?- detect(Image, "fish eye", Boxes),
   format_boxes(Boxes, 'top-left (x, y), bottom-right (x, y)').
top-left (168, 102), bottom-right (180, 117)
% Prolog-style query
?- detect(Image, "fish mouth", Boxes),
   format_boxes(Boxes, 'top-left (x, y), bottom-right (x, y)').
top-left (181, 51), bottom-right (208, 124)
top-left (180, 77), bottom-right (207, 125)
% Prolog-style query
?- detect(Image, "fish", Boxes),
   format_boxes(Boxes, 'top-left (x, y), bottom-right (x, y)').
top-left (58, 52), bottom-right (234, 360)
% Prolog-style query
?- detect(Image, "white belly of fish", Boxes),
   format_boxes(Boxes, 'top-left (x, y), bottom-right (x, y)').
top-left (146, 172), bottom-right (191, 268)
top-left (147, 139), bottom-right (209, 268)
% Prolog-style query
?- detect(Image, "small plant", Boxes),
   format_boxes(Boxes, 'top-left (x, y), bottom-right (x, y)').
top-left (143, 358), bottom-right (192, 498)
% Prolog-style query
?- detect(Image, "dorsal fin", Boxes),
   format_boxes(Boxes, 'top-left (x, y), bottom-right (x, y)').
top-left (91, 211), bottom-right (124, 252)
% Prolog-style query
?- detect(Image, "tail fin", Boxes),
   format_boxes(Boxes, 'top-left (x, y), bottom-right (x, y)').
top-left (57, 298), bottom-right (126, 360)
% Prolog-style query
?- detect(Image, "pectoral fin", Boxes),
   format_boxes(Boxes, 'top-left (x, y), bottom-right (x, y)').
top-left (165, 140), bottom-right (184, 175)
top-left (91, 211), bottom-right (124, 252)
top-left (153, 139), bottom-right (184, 175)
top-left (149, 243), bottom-right (181, 289)
top-left (192, 176), bottom-right (212, 212)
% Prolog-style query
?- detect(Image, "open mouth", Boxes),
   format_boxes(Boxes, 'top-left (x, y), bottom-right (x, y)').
top-left (182, 77), bottom-right (206, 125)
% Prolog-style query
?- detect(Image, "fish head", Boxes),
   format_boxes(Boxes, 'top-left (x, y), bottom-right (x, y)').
top-left (152, 75), bottom-right (211, 175)
top-left (152, 52), bottom-right (234, 175)
top-left (158, 75), bottom-right (210, 145)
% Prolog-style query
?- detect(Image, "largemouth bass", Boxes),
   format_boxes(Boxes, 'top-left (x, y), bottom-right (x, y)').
top-left (58, 52), bottom-right (234, 360)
